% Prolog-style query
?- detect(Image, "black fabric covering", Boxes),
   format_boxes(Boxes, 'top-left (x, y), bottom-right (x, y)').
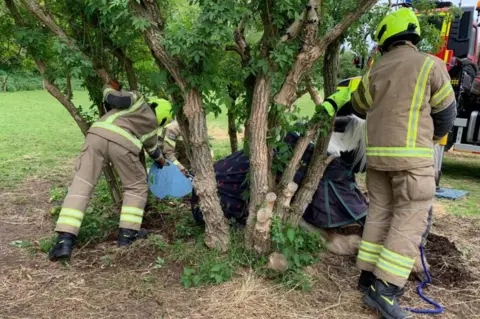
top-left (191, 131), bottom-right (367, 228)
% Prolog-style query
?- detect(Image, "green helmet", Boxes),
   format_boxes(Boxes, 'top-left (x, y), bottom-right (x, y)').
top-left (375, 8), bottom-right (421, 49)
top-left (150, 98), bottom-right (173, 127)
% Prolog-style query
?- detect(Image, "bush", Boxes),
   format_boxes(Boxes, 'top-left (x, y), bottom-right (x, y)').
top-left (2, 71), bottom-right (85, 92)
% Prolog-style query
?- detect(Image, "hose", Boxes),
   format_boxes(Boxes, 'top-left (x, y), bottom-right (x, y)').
top-left (405, 245), bottom-right (444, 314)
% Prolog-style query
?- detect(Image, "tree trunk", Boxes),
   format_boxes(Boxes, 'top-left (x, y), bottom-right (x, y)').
top-left (183, 89), bottom-right (229, 251)
top-left (66, 73), bottom-right (72, 101)
top-left (2, 73), bottom-right (9, 92)
top-left (252, 192), bottom-right (277, 254)
top-left (245, 74), bottom-right (271, 249)
top-left (227, 86), bottom-right (238, 153)
top-left (274, 0), bottom-right (376, 106)
top-left (323, 39), bottom-right (341, 97)
top-left (287, 40), bottom-right (341, 226)
top-left (112, 47), bottom-right (139, 91)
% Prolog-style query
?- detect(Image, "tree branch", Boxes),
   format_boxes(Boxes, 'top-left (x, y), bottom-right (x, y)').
top-left (274, 0), bottom-right (376, 106)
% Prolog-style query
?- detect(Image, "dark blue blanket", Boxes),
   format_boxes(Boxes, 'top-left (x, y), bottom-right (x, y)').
top-left (191, 132), bottom-right (367, 228)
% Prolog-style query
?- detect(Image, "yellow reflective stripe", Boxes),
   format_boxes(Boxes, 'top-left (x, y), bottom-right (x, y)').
top-left (59, 208), bottom-right (84, 220)
top-left (360, 241), bottom-right (382, 252)
top-left (377, 258), bottom-right (411, 279)
top-left (367, 147), bottom-right (433, 157)
top-left (381, 248), bottom-right (414, 268)
top-left (360, 246), bottom-right (381, 255)
top-left (121, 206), bottom-right (144, 217)
top-left (353, 91), bottom-right (368, 111)
top-left (173, 160), bottom-right (181, 166)
top-left (120, 214), bottom-right (143, 224)
top-left (91, 122), bottom-right (142, 150)
top-left (57, 216), bottom-right (82, 228)
top-left (105, 96), bottom-right (145, 124)
top-left (165, 137), bottom-right (177, 148)
top-left (431, 82), bottom-right (453, 107)
top-left (407, 57), bottom-right (435, 148)
top-left (103, 87), bottom-right (115, 100)
top-left (358, 252), bottom-right (379, 264)
top-left (146, 145), bottom-right (158, 154)
top-left (140, 129), bottom-right (158, 143)
top-left (362, 70), bottom-right (373, 106)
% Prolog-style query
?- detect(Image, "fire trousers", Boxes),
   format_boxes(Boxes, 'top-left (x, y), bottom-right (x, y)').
top-left (55, 133), bottom-right (149, 236)
top-left (357, 166), bottom-right (435, 287)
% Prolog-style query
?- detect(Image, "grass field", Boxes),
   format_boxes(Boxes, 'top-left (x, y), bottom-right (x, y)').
top-left (0, 90), bottom-right (316, 188)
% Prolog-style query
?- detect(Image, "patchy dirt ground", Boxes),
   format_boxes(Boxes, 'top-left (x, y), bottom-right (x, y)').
top-left (1, 177), bottom-right (479, 319)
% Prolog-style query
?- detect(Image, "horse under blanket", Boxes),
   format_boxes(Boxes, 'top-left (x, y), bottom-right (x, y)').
top-left (191, 132), bottom-right (367, 228)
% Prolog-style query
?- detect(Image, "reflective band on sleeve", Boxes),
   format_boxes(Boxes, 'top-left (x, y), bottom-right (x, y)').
top-left (57, 216), bottom-right (82, 228)
top-left (367, 147), bottom-right (433, 158)
top-left (431, 82), bottom-right (454, 107)
top-left (91, 122), bottom-right (142, 150)
top-left (173, 160), bottom-right (181, 166)
top-left (165, 137), bottom-right (177, 148)
top-left (407, 57), bottom-right (435, 148)
top-left (105, 97), bottom-right (145, 124)
top-left (362, 70), bottom-right (373, 107)
top-left (377, 257), bottom-right (411, 279)
top-left (121, 206), bottom-right (144, 217)
top-left (353, 91), bottom-right (368, 111)
top-left (140, 129), bottom-right (158, 143)
top-left (103, 87), bottom-right (116, 100)
top-left (358, 251), bottom-right (379, 264)
top-left (146, 145), bottom-right (159, 154)
top-left (120, 214), bottom-right (143, 225)
top-left (380, 248), bottom-right (414, 268)
top-left (59, 208), bottom-right (84, 220)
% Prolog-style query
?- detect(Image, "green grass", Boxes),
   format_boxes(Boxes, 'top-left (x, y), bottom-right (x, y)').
top-left (0, 90), bottom-right (317, 188)
top-left (438, 155), bottom-right (480, 216)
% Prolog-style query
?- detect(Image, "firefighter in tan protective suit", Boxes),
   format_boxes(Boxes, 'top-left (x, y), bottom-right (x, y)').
top-left (351, 9), bottom-right (457, 319)
top-left (49, 81), bottom-right (167, 262)
top-left (149, 98), bottom-right (190, 173)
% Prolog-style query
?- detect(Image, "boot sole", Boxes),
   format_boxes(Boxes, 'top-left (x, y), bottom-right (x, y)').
top-left (49, 250), bottom-right (72, 262)
top-left (363, 294), bottom-right (412, 319)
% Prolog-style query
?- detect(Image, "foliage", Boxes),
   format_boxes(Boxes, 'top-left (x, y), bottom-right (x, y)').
top-left (270, 216), bottom-right (324, 291)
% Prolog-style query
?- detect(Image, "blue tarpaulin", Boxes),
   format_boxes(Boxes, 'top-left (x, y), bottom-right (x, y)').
top-left (148, 160), bottom-right (193, 199)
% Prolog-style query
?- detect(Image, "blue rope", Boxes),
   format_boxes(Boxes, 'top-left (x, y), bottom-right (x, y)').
top-left (406, 245), bottom-right (444, 314)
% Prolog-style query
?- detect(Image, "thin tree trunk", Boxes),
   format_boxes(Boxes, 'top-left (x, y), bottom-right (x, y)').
top-left (245, 74), bottom-right (271, 249)
top-left (66, 73), bottom-right (72, 101)
top-left (287, 40), bottom-right (341, 226)
top-left (2, 73), bottom-right (9, 92)
top-left (227, 86), bottom-right (238, 153)
top-left (130, 1), bottom-right (229, 250)
top-left (274, 0), bottom-right (376, 106)
top-left (112, 47), bottom-right (138, 91)
top-left (184, 89), bottom-right (229, 251)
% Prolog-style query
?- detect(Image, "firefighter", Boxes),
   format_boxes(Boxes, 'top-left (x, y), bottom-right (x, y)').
top-left (49, 81), bottom-right (167, 262)
top-left (150, 98), bottom-right (190, 174)
top-left (352, 8), bottom-right (457, 319)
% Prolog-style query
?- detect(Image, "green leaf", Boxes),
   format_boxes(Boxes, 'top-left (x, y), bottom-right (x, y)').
top-left (287, 228), bottom-right (295, 243)
top-left (192, 275), bottom-right (202, 286)
top-left (183, 267), bottom-right (195, 276)
top-left (210, 264), bottom-right (222, 272)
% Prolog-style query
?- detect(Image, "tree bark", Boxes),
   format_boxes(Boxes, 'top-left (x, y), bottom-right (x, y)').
top-left (287, 38), bottom-right (341, 226)
top-left (66, 72), bottom-right (72, 101)
top-left (274, 0), bottom-right (376, 106)
top-left (184, 89), bottom-right (229, 251)
top-left (112, 47), bottom-right (139, 91)
top-left (323, 39), bottom-right (341, 97)
top-left (227, 86), bottom-right (238, 153)
top-left (252, 192), bottom-right (277, 254)
top-left (245, 74), bottom-right (271, 249)
top-left (130, 0), bottom-right (229, 250)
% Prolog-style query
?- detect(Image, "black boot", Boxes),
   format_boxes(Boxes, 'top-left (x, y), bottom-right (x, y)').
top-left (49, 232), bottom-right (76, 261)
top-left (363, 279), bottom-right (411, 319)
top-left (358, 270), bottom-right (376, 293)
top-left (117, 228), bottom-right (147, 247)
top-left (358, 271), bottom-right (404, 297)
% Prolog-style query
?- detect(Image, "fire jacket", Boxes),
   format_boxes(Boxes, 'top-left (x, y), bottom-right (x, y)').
top-left (88, 86), bottom-right (162, 160)
top-left (158, 120), bottom-right (188, 170)
top-left (352, 43), bottom-right (456, 171)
